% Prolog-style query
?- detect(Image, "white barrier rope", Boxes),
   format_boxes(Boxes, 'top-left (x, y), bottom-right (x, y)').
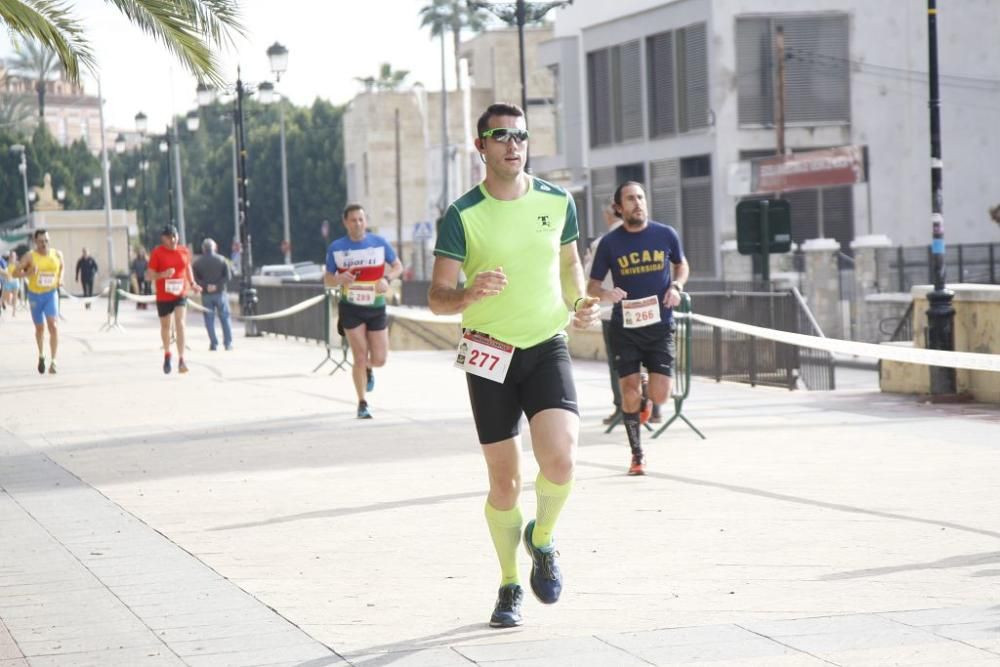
top-left (117, 289), bottom-right (157, 304)
top-left (116, 288), bottom-right (323, 320)
top-left (240, 293), bottom-right (325, 321)
top-left (60, 286), bottom-right (110, 304)
top-left (680, 312), bottom-right (1000, 374)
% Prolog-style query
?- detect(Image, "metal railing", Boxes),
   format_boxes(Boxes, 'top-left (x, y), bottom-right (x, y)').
top-left (253, 282), bottom-right (325, 340)
top-left (880, 242), bottom-right (1000, 292)
top-left (686, 287), bottom-right (835, 390)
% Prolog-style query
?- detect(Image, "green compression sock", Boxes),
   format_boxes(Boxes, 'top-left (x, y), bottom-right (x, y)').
top-left (532, 472), bottom-right (573, 549)
top-left (485, 502), bottom-right (523, 586)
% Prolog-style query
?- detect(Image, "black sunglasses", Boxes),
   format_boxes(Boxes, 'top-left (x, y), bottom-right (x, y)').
top-left (481, 127), bottom-right (529, 144)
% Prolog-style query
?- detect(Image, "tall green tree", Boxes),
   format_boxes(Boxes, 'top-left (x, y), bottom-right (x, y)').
top-left (418, 0), bottom-right (490, 90)
top-left (8, 39), bottom-right (60, 118)
top-left (0, 0), bottom-right (243, 84)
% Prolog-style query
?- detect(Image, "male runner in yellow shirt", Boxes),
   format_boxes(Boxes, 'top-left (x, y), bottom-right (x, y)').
top-left (14, 229), bottom-right (64, 374)
top-left (430, 102), bottom-right (600, 628)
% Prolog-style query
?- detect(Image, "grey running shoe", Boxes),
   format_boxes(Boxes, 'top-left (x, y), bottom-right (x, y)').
top-left (489, 584), bottom-right (524, 628)
top-left (357, 400), bottom-right (372, 419)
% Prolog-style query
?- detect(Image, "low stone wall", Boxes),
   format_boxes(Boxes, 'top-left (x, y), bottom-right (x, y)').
top-left (879, 284), bottom-right (1000, 403)
top-left (386, 313), bottom-right (608, 362)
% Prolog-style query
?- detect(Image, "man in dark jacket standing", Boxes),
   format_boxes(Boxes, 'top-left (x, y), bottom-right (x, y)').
top-left (192, 238), bottom-right (233, 350)
top-left (75, 248), bottom-right (98, 308)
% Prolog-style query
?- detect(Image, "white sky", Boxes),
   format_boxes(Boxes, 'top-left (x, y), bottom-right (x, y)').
top-left (1, 0), bottom-right (457, 132)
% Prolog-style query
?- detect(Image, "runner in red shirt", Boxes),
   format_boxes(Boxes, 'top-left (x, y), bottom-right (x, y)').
top-left (146, 225), bottom-right (201, 374)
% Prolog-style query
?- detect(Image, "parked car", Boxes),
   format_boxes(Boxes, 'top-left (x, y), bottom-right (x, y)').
top-left (253, 262), bottom-right (325, 285)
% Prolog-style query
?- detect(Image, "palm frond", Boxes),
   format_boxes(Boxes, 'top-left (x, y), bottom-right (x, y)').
top-left (103, 0), bottom-right (244, 85)
top-left (0, 0), bottom-right (93, 81)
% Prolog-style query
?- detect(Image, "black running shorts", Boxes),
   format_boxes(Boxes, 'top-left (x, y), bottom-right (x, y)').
top-left (156, 298), bottom-right (187, 318)
top-left (610, 320), bottom-right (676, 378)
top-left (338, 301), bottom-right (387, 333)
top-left (466, 334), bottom-right (578, 445)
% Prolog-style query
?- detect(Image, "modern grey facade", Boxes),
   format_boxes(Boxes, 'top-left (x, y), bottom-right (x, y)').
top-left (537, 0), bottom-right (1000, 277)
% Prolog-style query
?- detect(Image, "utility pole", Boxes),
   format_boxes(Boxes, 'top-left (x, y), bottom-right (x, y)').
top-left (172, 120), bottom-right (186, 245)
top-left (775, 25), bottom-right (786, 157)
top-left (925, 0), bottom-right (955, 394)
top-left (440, 30), bottom-right (449, 214)
top-left (395, 108), bottom-right (404, 261)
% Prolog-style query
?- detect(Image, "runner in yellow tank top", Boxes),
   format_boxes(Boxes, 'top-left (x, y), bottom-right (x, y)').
top-left (13, 229), bottom-right (65, 374)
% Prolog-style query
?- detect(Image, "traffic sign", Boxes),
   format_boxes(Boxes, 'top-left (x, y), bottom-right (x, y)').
top-left (413, 221), bottom-right (434, 240)
top-left (736, 199), bottom-right (792, 255)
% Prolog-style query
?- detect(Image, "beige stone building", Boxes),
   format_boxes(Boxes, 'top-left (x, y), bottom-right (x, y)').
top-left (341, 26), bottom-right (557, 280)
top-left (0, 62), bottom-right (123, 153)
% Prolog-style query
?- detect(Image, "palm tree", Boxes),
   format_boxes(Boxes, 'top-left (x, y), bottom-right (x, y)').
top-left (0, 0), bottom-right (243, 84)
top-left (9, 40), bottom-right (60, 119)
top-left (354, 63), bottom-right (410, 93)
top-left (0, 67), bottom-right (33, 134)
top-left (418, 0), bottom-right (490, 90)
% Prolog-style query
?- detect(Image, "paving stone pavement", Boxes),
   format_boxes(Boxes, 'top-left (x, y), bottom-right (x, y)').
top-left (1, 300), bottom-right (999, 666)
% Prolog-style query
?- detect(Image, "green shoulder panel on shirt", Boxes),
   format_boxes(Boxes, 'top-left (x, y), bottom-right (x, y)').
top-left (433, 186), bottom-right (485, 261)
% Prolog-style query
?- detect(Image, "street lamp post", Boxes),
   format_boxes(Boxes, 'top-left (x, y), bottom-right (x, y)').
top-left (158, 135), bottom-right (175, 227)
top-left (234, 71), bottom-right (259, 334)
top-left (468, 0), bottom-right (572, 171)
top-left (266, 42), bottom-right (292, 264)
top-left (9, 144), bottom-right (31, 227)
top-left (925, 0), bottom-right (955, 395)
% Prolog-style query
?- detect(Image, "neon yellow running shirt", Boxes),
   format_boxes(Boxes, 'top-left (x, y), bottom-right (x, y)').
top-left (26, 249), bottom-right (62, 294)
top-left (434, 177), bottom-right (579, 348)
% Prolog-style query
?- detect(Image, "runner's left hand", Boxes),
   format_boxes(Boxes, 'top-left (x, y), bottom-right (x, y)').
top-left (663, 287), bottom-right (681, 308)
top-left (572, 296), bottom-right (601, 329)
top-left (375, 277), bottom-right (390, 294)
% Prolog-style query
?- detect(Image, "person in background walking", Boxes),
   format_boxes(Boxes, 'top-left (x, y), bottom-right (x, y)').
top-left (192, 238), bottom-right (234, 351)
top-left (75, 247), bottom-right (98, 309)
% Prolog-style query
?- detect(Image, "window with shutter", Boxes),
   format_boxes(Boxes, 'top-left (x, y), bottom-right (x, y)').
top-left (783, 189), bottom-right (820, 244)
top-left (647, 32), bottom-right (676, 138)
top-left (680, 155), bottom-right (715, 276)
top-left (821, 185), bottom-right (854, 254)
top-left (736, 18), bottom-right (774, 126)
top-left (736, 14), bottom-right (849, 126)
top-left (618, 40), bottom-right (643, 141)
top-left (679, 23), bottom-right (709, 132)
top-left (588, 49), bottom-right (612, 147)
top-left (650, 158), bottom-right (680, 226)
top-left (781, 16), bottom-right (849, 123)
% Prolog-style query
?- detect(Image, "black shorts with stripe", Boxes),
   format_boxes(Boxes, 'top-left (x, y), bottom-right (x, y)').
top-left (337, 301), bottom-right (387, 334)
top-left (466, 334), bottom-right (578, 445)
top-left (610, 320), bottom-right (676, 378)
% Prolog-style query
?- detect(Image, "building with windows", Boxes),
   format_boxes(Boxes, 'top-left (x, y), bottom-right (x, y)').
top-left (539, 0), bottom-right (1000, 277)
top-left (342, 26), bottom-right (557, 279)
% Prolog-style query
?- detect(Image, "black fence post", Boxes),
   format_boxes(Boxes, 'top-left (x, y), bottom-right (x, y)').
top-left (897, 245), bottom-right (905, 291)
top-left (749, 335), bottom-right (758, 387)
top-left (713, 326), bottom-right (722, 382)
top-left (990, 244), bottom-right (996, 284)
top-left (957, 244), bottom-right (964, 283)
